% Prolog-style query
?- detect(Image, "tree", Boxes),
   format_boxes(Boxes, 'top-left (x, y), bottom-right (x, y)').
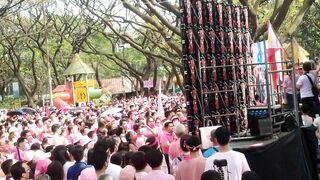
top-left (77, 0), bottom-right (183, 92)
top-left (77, 0), bottom-right (315, 92)
top-left (0, 0), bottom-right (25, 17)
top-left (295, 2), bottom-right (320, 59)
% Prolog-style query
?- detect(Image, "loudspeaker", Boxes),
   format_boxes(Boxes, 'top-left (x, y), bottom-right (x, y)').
top-left (249, 117), bottom-right (273, 137)
top-left (282, 112), bottom-right (298, 132)
top-left (248, 108), bottom-right (273, 137)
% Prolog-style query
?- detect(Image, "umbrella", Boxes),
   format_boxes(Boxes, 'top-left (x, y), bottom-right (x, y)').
top-left (101, 107), bottom-right (122, 116)
top-left (58, 107), bottom-right (82, 115)
top-left (7, 110), bottom-right (23, 116)
top-left (19, 107), bottom-right (37, 115)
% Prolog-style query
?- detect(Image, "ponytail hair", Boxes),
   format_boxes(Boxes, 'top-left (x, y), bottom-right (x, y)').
top-left (185, 135), bottom-right (201, 152)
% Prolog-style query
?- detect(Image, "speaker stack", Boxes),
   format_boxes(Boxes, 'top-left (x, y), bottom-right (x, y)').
top-left (180, 0), bottom-right (253, 134)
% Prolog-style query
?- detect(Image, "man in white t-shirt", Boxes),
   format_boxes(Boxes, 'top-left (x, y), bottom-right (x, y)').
top-left (297, 61), bottom-right (318, 117)
top-left (204, 127), bottom-right (250, 180)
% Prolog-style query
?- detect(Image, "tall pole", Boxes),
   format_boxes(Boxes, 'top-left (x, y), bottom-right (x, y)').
top-left (291, 36), bottom-right (300, 126)
top-left (263, 41), bottom-right (272, 123)
top-left (41, 0), bottom-right (53, 106)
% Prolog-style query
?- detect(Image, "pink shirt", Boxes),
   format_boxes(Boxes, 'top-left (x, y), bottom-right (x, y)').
top-left (78, 166), bottom-right (97, 180)
top-left (13, 148), bottom-right (26, 161)
top-left (128, 119), bottom-right (135, 130)
top-left (142, 170), bottom-right (175, 180)
top-left (160, 132), bottom-right (175, 154)
top-left (119, 165), bottom-right (135, 180)
top-left (136, 134), bottom-right (147, 148)
top-left (283, 75), bottom-right (293, 94)
top-left (168, 138), bottom-right (182, 160)
top-left (175, 157), bottom-right (206, 180)
top-left (141, 128), bottom-right (154, 138)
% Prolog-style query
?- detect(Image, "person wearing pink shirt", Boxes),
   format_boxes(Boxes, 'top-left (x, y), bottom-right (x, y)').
top-left (160, 121), bottom-right (175, 155)
top-left (13, 137), bottom-right (28, 161)
top-left (146, 118), bottom-right (162, 139)
top-left (160, 121), bottom-right (175, 175)
top-left (132, 151), bottom-right (148, 180)
top-left (142, 149), bottom-right (175, 180)
top-left (126, 131), bottom-right (138, 152)
top-left (283, 64), bottom-right (299, 110)
top-left (168, 123), bottom-right (185, 160)
top-left (119, 119), bottom-right (129, 132)
top-left (127, 111), bottom-right (137, 130)
top-left (172, 134), bottom-right (191, 175)
top-left (119, 152), bottom-right (136, 180)
top-left (175, 136), bottom-right (206, 180)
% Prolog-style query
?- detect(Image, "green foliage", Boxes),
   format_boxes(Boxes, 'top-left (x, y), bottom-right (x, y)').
top-left (0, 95), bottom-right (15, 109)
top-left (295, 3), bottom-right (320, 59)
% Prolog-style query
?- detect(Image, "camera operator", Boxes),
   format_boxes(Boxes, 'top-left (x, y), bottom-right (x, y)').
top-left (204, 127), bottom-right (250, 180)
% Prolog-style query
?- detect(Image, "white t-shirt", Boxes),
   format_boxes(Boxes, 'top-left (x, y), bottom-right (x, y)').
top-left (63, 161), bottom-right (75, 180)
top-left (204, 150), bottom-right (250, 180)
top-left (296, 73), bottom-right (315, 98)
top-left (105, 163), bottom-right (122, 180)
top-left (313, 117), bottom-right (320, 145)
top-left (313, 117), bottom-right (320, 127)
top-left (302, 115), bottom-right (313, 126)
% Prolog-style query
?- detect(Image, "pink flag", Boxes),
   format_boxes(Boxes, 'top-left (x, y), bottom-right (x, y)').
top-left (157, 80), bottom-right (165, 118)
top-left (267, 22), bottom-right (283, 89)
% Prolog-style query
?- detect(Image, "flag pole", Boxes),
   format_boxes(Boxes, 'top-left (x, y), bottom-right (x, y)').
top-left (290, 35), bottom-right (300, 126)
top-left (41, 0), bottom-right (53, 107)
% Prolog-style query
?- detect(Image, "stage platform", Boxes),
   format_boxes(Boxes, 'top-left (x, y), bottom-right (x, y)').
top-left (229, 129), bottom-right (318, 180)
top-left (230, 132), bottom-right (290, 150)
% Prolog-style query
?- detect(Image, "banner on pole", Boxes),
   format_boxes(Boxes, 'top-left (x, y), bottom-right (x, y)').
top-left (251, 41), bottom-right (267, 103)
top-left (75, 87), bottom-right (87, 103)
top-left (143, 80), bottom-right (153, 88)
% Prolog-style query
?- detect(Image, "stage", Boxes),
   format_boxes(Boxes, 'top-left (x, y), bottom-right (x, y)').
top-left (231, 132), bottom-right (290, 149)
top-left (230, 128), bottom-right (318, 180)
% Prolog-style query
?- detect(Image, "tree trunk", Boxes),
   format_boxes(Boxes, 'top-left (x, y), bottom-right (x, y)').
top-left (16, 73), bottom-right (36, 107)
top-left (152, 62), bottom-right (158, 94)
top-left (138, 79), bottom-right (145, 96)
top-left (51, 60), bottom-right (61, 86)
top-left (0, 77), bottom-right (7, 102)
top-left (92, 62), bottom-right (102, 87)
top-left (164, 71), bottom-right (174, 94)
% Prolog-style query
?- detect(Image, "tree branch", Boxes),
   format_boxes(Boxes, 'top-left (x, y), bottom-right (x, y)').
top-left (142, 0), bottom-right (181, 36)
top-left (287, 0), bottom-right (315, 36)
top-left (154, 0), bottom-right (179, 18)
top-left (121, 0), bottom-right (182, 56)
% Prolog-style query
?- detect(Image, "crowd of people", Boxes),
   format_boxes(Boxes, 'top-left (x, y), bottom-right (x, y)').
top-left (0, 95), bottom-right (261, 180)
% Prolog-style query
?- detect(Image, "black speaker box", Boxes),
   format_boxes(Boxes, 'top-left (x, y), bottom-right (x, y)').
top-left (249, 117), bottom-right (273, 137)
